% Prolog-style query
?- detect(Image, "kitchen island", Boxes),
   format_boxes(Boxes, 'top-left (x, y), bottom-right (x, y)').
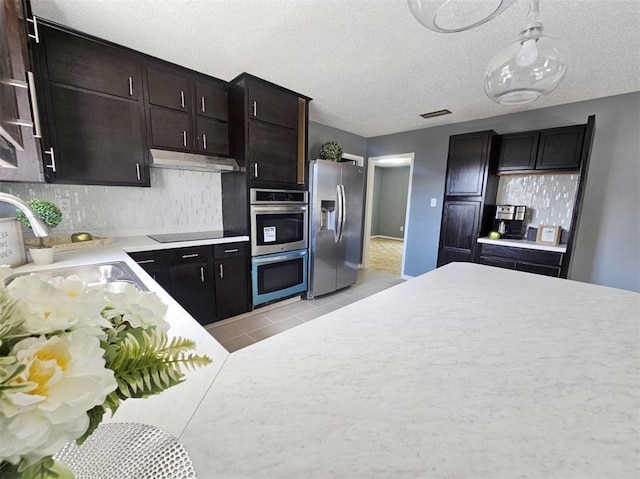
top-left (179, 263), bottom-right (639, 478)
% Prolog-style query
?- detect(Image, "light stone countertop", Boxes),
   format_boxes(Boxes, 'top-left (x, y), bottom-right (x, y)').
top-left (478, 236), bottom-right (567, 253)
top-left (179, 263), bottom-right (639, 478)
top-left (12, 233), bottom-right (247, 438)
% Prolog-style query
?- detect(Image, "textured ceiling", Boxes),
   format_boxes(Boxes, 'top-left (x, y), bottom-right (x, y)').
top-left (31, 0), bottom-right (640, 138)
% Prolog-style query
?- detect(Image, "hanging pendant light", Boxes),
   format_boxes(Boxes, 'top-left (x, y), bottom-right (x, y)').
top-left (407, 0), bottom-right (517, 33)
top-left (484, 0), bottom-right (569, 104)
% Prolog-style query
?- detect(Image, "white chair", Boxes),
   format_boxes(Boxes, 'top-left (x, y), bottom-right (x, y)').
top-left (54, 422), bottom-right (196, 479)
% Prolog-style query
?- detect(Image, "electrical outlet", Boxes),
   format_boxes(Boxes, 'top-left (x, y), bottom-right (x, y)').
top-left (430, 198), bottom-right (437, 207)
top-left (58, 198), bottom-right (71, 215)
top-left (400, 226), bottom-right (404, 232)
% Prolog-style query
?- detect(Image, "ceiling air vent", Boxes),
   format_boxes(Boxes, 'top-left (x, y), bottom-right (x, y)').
top-left (420, 109), bottom-right (452, 119)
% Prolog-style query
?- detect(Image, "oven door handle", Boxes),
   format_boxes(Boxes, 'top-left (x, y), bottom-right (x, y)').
top-left (253, 250), bottom-right (306, 264)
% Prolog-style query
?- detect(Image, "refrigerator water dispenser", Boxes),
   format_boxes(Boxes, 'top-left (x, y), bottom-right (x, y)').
top-left (320, 200), bottom-right (335, 231)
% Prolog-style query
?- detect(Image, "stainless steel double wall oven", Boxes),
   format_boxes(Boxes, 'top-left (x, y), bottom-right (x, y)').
top-left (249, 188), bottom-right (308, 306)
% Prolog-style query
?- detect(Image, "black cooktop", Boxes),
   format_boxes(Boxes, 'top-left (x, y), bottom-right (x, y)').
top-left (148, 230), bottom-right (241, 243)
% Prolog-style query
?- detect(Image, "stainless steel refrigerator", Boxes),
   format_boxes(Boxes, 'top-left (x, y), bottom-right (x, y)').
top-left (308, 159), bottom-right (365, 298)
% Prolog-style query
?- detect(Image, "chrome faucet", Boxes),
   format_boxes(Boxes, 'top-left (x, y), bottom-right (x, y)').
top-left (0, 192), bottom-right (50, 237)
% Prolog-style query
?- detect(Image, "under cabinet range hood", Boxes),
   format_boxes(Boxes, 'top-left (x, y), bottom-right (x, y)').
top-left (149, 149), bottom-right (239, 173)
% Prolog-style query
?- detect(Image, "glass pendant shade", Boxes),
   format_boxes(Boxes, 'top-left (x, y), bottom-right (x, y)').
top-left (484, 0), bottom-right (569, 104)
top-left (407, 0), bottom-right (517, 33)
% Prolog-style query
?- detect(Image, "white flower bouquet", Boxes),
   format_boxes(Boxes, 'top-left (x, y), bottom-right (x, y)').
top-left (0, 266), bottom-right (211, 478)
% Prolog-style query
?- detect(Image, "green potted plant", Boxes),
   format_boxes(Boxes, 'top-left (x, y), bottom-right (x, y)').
top-left (319, 140), bottom-right (344, 161)
top-left (16, 199), bottom-right (62, 265)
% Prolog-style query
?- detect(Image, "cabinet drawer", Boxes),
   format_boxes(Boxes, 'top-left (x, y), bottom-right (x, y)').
top-left (213, 242), bottom-right (246, 258)
top-left (195, 82), bottom-right (228, 121)
top-left (480, 244), bottom-right (562, 266)
top-left (44, 26), bottom-right (141, 100)
top-left (166, 246), bottom-right (209, 265)
top-left (147, 67), bottom-right (190, 111)
top-left (478, 255), bottom-right (516, 270)
top-left (516, 262), bottom-right (561, 277)
top-left (128, 251), bottom-right (163, 266)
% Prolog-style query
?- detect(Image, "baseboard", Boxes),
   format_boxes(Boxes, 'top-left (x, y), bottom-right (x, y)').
top-left (370, 235), bottom-right (404, 241)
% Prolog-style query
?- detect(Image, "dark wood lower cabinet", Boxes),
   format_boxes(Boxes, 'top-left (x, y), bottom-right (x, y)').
top-left (437, 200), bottom-right (481, 266)
top-left (213, 243), bottom-right (249, 320)
top-left (128, 242), bottom-right (250, 325)
top-left (476, 243), bottom-right (563, 278)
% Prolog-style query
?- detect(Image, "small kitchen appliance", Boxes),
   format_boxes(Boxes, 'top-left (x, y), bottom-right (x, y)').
top-left (494, 205), bottom-right (527, 239)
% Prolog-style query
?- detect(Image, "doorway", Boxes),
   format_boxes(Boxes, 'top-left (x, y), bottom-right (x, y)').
top-left (363, 153), bottom-right (414, 278)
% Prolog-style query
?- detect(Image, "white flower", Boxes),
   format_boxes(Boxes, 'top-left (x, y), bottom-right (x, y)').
top-left (6, 274), bottom-right (110, 335)
top-left (102, 283), bottom-right (169, 333)
top-left (0, 265), bottom-right (12, 288)
top-left (0, 330), bottom-right (117, 465)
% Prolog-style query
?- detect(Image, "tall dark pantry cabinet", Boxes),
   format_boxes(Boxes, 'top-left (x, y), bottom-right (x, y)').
top-left (437, 131), bottom-right (499, 266)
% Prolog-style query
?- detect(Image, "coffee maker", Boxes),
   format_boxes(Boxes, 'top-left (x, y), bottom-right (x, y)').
top-left (494, 205), bottom-right (526, 239)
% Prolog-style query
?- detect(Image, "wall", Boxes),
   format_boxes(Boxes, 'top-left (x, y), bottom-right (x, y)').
top-left (0, 168), bottom-right (223, 237)
top-left (367, 92), bottom-right (640, 292)
top-left (371, 166), bottom-right (410, 239)
top-left (308, 121), bottom-right (367, 160)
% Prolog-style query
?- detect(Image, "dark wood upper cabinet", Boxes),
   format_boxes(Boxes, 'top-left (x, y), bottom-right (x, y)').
top-left (34, 21), bottom-right (148, 186)
top-left (146, 67), bottom-right (190, 111)
top-left (536, 125), bottom-right (584, 170)
top-left (48, 84), bottom-right (146, 185)
top-left (0, 0), bottom-right (44, 182)
top-left (445, 131), bottom-right (493, 197)
top-left (248, 120), bottom-right (297, 184)
top-left (228, 73), bottom-right (310, 189)
top-left (497, 125), bottom-right (586, 173)
top-left (44, 28), bottom-right (141, 100)
top-left (247, 82), bottom-right (299, 128)
top-left (196, 116), bottom-right (229, 155)
top-left (143, 62), bottom-right (230, 157)
top-left (498, 132), bottom-right (538, 171)
top-left (148, 107), bottom-right (190, 151)
top-left (196, 81), bottom-right (228, 121)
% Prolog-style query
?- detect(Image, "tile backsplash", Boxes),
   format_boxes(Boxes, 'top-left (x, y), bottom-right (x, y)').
top-left (0, 168), bottom-right (223, 237)
top-left (497, 173), bottom-right (578, 230)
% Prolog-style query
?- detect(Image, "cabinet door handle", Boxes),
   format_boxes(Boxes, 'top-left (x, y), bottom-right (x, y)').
top-left (200, 266), bottom-right (205, 282)
top-left (128, 76), bottom-right (133, 96)
top-left (135, 163), bottom-right (141, 181)
top-left (219, 264), bottom-right (224, 279)
top-left (252, 100), bottom-right (257, 117)
top-left (254, 162), bottom-right (258, 178)
top-left (136, 259), bottom-right (155, 264)
top-left (201, 96), bottom-right (206, 113)
top-left (27, 17), bottom-right (40, 43)
top-left (44, 147), bottom-right (56, 172)
top-left (182, 253), bottom-right (199, 259)
top-left (27, 72), bottom-right (42, 138)
top-left (202, 133), bottom-right (207, 150)
top-left (224, 248), bottom-right (239, 254)
top-left (180, 90), bottom-right (185, 108)
top-left (182, 130), bottom-right (187, 147)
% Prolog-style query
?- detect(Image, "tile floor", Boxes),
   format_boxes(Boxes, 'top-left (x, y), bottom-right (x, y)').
top-left (206, 269), bottom-right (405, 352)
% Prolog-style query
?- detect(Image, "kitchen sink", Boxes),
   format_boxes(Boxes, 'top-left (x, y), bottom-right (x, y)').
top-left (5, 261), bottom-right (148, 291)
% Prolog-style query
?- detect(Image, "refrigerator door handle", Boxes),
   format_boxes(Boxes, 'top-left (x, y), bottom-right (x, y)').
top-left (338, 184), bottom-right (347, 242)
top-left (334, 185), bottom-right (342, 243)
